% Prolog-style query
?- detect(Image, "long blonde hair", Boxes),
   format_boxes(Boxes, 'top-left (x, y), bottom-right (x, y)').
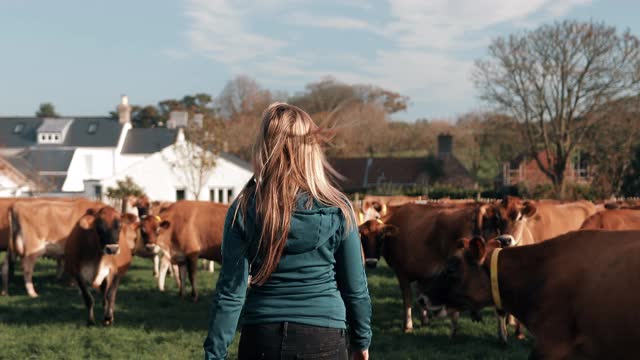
top-left (236, 102), bottom-right (355, 285)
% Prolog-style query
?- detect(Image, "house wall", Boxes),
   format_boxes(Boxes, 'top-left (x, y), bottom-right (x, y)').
top-left (99, 146), bottom-right (252, 202)
top-left (62, 148), bottom-right (116, 192)
top-left (0, 173), bottom-right (30, 197)
top-left (505, 156), bottom-right (586, 188)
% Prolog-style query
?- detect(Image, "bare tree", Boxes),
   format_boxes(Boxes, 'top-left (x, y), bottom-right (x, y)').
top-left (165, 115), bottom-right (224, 200)
top-left (474, 20), bottom-right (640, 198)
top-left (217, 75), bottom-right (273, 119)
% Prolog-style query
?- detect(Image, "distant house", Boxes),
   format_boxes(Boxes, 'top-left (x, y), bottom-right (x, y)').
top-left (329, 134), bottom-right (476, 193)
top-left (501, 150), bottom-right (590, 188)
top-left (0, 155), bottom-right (43, 197)
top-left (0, 96), bottom-right (253, 202)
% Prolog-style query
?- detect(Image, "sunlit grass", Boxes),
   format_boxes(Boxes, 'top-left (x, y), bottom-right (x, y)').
top-left (0, 258), bottom-right (530, 359)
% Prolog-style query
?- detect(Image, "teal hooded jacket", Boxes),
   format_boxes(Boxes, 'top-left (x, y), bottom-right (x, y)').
top-left (203, 194), bottom-right (372, 359)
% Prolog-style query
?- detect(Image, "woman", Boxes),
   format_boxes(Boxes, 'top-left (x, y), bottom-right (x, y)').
top-left (203, 103), bottom-right (372, 360)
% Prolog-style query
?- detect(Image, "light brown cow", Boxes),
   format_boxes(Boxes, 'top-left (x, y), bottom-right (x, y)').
top-left (65, 207), bottom-right (139, 325)
top-left (580, 209), bottom-right (640, 230)
top-left (139, 200), bottom-right (227, 301)
top-left (10, 198), bottom-right (103, 297)
top-left (476, 196), bottom-right (597, 340)
top-left (359, 202), bottom-right (482, 333)
top-left (424, 231), bottom-right (640, 359)
top-left (355, 195), bottom-right (424, 224)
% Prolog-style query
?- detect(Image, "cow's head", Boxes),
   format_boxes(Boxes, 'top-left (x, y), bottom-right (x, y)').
top-left (476, 196), bottom-right (536, 247)
top-left (138, 215), bottom-right (170, 253)
top-left (135, 196), bottom-right (150, 218)
top-left (79, 207), bottom-right (136, 255)
top-left (358, 219), bottom-right (398, 268)
top-left (423, 236), bottom-right (501, 317)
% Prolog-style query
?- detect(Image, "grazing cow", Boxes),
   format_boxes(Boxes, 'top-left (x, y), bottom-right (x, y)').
top-left (424, 231), bottom-right (640, 359)
top-left (139, 200), bottom-right (227, 301)
top-left (580, 209), bottom-right (640, 230)
top-left (9, 198), bottom-right (102, 297)
top-left (65, 207), bottom-right (139, 325)
top-left (475, 196), bottom-right (597, 340)
top-left (359, 202), bottom-right (481, 333)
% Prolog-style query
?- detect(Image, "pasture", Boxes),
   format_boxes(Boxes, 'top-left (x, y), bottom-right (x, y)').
top-left (0, 258), bottom-right (531, 359)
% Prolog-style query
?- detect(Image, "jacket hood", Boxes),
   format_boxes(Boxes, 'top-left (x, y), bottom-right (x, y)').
top-left (242, 192), bottom-right (343, 255)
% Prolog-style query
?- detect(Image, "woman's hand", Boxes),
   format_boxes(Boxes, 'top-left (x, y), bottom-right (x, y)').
top-left (352, 349), bottom-right (369, 360)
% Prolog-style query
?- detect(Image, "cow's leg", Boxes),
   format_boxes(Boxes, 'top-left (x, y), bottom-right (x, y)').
top-left (186, 256), bottom-right (199, 302)
top-left (153, 255), bottom-right (159, 278)
top-left (514, 318), bottom-right (526, 340)
top-left (178, 264), bottom-right (187, 298)
top-left (1, 253), bottom-right (8, 296)
top-left (103, 276), bottom-right (121, 326)
top-left (496, 310), bottom-right (508, 344)
top-left (449, 310), bottom-right (460, 338)
top-left (76, 277), bottom-right (95, 326)
top-left (157, 257), bottom-right (170, 292)
top-left (208, 260), bottom-right (214, 273)
top-left (398, 277), bottom-right (413, 333)
top-left (55, 258), bottom-right (65, 281)
top-left (22, 253), bottom-right (40, 298)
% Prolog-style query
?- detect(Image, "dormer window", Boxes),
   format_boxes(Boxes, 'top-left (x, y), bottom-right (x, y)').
top-left (13, 123), bottom-right (24, 134)
top-left (37, 118), bottom-right (72, 144)
top-left (88, 122), bottom-right (98, 134)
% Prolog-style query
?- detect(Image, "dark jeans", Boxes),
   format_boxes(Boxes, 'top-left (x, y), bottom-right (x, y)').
top-left (238, 322), bottom-right (349, 360)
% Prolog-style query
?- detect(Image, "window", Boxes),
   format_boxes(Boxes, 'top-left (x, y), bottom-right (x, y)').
top-left (13, 123), bottom-right (24, 134)
top-left (94, 185), bottom-right (102, 199)
top-left (226, 189), bottom-right (234, 203)
top-left (218, 189), bottom-right (224, 204)
top-left (84, 154), bottom-right (93, 176)
top-left (54, 135), bottom-right (59, 141)
top-left (88, 123), bottom-right (98, 134)
top-left (40, 135), bottom-right (46, 142)
top-left (176, 189), bottom-right (186, 201)
top-left (209, 189), bottom-right (216, 202)
top-left (47, 135), bottom-right (52, 141)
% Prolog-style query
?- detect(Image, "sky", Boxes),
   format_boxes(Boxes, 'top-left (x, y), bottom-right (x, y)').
top-left (1, 0), bottom-right (639, 121)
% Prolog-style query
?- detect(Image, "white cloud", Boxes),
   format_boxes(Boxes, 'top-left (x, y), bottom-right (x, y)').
top-left (183, 0), bottom-right (592, 118)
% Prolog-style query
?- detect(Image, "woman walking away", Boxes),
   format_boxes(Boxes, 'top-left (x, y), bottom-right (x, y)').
top-left (203, 103), bottom-right (372, 360)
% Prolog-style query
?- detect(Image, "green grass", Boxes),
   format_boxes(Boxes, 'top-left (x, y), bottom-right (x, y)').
top-left (0, 258), bottom-right (531, 359)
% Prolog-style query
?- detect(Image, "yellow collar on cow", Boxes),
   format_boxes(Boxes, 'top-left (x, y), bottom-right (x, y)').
top-left (358, 211), bottom-right (364, 225)
top-left (490, 248), bottom-right (503, 311)
top-left (154, 215), bottom-right (162, 223)
top-left (376, 218), bottom-right (384, 225)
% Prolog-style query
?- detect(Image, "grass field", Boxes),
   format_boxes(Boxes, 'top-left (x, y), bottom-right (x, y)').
top-left (0, 258), bottom-right (532, 359)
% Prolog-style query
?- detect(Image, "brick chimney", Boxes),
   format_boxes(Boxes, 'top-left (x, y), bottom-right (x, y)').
top-left (437, 133), bottom-right (453, 157)
top-left (167, 111), bottom-right (188, 129)
top-left (118, 95), bottom-right (131, 124)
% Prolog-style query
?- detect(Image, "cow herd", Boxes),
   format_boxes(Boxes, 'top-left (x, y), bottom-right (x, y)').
top-left (1, 194), bottom-right (640, 357)
top-left (356, 195), bottom-right (640, 358)
top-left (0, 197), bottom-right (226, 326)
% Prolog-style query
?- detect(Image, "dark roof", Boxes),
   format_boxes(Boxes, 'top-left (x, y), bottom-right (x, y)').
top-left (220, 152), bottom-right (252, 171)
top-left (121, 128), bottom-right (178, 154)
top-left (0, 117), bottom-right (123, 148)
top-left (4, 154), bottom-right (39, 180)
top-left (39, 175), bottom-right (67, 192)
top-left (19, 149), bottom-right (75, 173)
top-left (329, 155), bottom-right (476, 192)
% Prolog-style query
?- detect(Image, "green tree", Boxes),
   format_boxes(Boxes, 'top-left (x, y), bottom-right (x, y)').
top-left (36, 102), bottom-right (59, 117)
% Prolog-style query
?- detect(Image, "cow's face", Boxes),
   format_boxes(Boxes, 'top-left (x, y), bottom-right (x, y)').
top-left (476, 196), bottom-right (536, 246)
top-left (424, 237), bottom-right (500, 316)
top-left (79, 207), bottom-right (122, 255)
top-left (139, 215), bottom-right (169, 253)
top-left (135, 196), bottom-right (150, 218)
top-left (358, 219), bottom-right (398, 268)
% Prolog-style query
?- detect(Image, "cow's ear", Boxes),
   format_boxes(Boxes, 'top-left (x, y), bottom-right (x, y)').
top-left (121, 213), bottom-right (138, 225)
top-left (85, 208), bottom-right (97, 216)
top-left (159, 220), bottom-right (171, 229)
top-left (78, 214), bottom-right (96, 230)
top-left (468, 236), bottom-right (486, 264)
top-left (381, 224), bottom-right (398, 240)
top-left (521, 201), bottom-right (537, 218)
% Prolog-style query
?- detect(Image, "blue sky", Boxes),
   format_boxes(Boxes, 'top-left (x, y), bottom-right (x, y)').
top-left (1, 0), bottom-right (638, 121)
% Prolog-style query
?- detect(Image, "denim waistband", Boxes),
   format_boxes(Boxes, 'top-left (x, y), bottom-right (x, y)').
top-left (242, 321), bottom-right (346, 337)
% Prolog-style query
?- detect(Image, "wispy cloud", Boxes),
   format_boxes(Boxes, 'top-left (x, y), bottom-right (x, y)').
top-left (182, 0), bottom-right (592, 118)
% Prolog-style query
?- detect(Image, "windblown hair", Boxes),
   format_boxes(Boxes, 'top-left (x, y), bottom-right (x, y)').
top-left (236, 102), bottom-right (355, 285)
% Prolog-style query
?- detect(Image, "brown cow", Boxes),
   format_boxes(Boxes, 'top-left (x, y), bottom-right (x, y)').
top-left (1, 198), bottom-right (17, 296)
top-left (355, 195), bottom-right (423, 224)
top-left (580, 209), bottom-right (640, 230)
top-left (475, 196), bottom-right (597, 340)
top-left (65, 207), bottom-right (139, 325)
top-left (359, 202), bottom-right (482, 333)
top-left (424, 231), bottom-right (640, 359)
top-left (10, 198), bottom-right (103, 297)
top-left (139, 200), bottom-right (227, 301)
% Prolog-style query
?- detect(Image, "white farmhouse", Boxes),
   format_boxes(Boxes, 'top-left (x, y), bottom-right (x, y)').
top-left (0, 96), bottom-right (253, 203)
